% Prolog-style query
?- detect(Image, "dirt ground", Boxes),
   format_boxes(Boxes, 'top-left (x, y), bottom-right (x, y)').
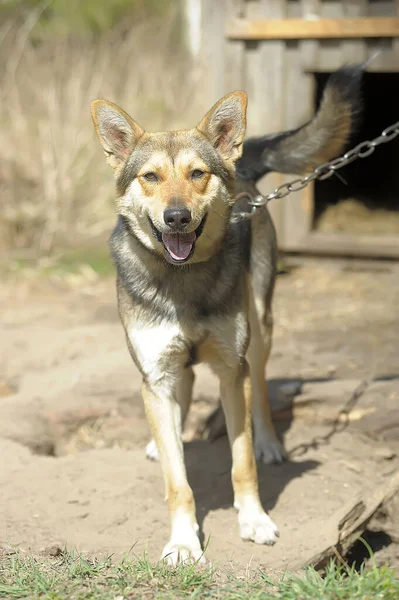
top-left (1, 257), bottom-right (399, 575)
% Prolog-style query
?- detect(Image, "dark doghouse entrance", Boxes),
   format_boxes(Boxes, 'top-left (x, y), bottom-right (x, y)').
top-left (312, 72), bottom-right (399, 235)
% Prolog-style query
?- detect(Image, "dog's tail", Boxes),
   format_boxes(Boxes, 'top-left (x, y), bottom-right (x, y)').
top-left (236, 65), bottom-right (363, 182)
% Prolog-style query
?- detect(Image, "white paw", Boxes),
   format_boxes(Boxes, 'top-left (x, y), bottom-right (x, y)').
top-left (145, 439), bottom-right (159, 461)
top-left (161, 539), bottom-right (206, 566)
top-left (239, 511), bottom-right (279, 545)
top-left (254, 431), bottom-right (287, 464)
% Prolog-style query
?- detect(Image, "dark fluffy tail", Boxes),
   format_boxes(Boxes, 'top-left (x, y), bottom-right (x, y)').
top-left (237, 65), bottom-right (363, 182)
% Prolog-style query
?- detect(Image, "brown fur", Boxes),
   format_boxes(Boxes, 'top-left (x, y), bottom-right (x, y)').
top-left (91, 91), bottom-right (282, 564)
top-left (265, 90), bottom-right (353, 174)
top-left (90, 66), bottom-right (363, 564)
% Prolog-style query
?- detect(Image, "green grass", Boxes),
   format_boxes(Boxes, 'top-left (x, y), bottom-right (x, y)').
top-left (4, 249), bottom-right (290, 282)
top-left (4, 247), bottom-right (115, 280)
top-left (0, 0), bottom-right (178, 36)
top-left (0, 548), bottom-right (398, 600)
top-left (6, 250), bottom-right (289, 281)
top-left (52, 248), bottom-right (115, 276)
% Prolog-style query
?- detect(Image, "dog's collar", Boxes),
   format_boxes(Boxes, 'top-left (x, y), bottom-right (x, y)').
top-left (231, 191), bottom-right (267, 223)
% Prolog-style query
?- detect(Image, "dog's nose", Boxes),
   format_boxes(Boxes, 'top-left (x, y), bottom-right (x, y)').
top-left (163, 207), bottom-right (192, 229)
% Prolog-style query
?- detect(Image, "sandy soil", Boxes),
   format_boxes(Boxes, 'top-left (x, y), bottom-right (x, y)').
top-left (1, 258), bottom-right (398, 574)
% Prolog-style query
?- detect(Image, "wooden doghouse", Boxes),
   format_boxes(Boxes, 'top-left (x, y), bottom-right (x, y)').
top-left (195, 0), bottom-right (399, 258)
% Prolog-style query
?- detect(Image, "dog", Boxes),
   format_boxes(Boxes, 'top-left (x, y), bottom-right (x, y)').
top-left (91, 66), bottom-right (362, 565)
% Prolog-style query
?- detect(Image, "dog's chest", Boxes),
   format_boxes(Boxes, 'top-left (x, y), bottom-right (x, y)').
top-left (127, 307), bottom-right (249, 381)
top-left (128, 320), bottom-right (204, 379)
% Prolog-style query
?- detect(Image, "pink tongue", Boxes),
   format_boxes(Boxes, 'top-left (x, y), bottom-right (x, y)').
top-left (162, 231), bottom-right (196, 261)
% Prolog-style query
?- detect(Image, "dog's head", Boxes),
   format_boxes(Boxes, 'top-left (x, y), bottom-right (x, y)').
top-left (91, 92), bottom-right (247, 265)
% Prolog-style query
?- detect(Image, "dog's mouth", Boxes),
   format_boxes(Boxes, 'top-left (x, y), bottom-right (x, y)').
top-left (149, 215), bottom-right (207, 264)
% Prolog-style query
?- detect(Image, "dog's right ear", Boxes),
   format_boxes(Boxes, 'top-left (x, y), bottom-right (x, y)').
top-left (91, 100), bottom-right (144, 171)
top-left (197, 91), bottom-right (247, 164)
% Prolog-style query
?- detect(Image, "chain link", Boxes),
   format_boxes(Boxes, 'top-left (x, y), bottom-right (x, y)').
top-left (232, 120), bottom-right (399, 221)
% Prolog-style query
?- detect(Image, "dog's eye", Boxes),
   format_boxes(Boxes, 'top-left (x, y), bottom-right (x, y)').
top-left (143, 172), bottom-right (158, 182)
top-left (191, 169), bottom-right (205, 180)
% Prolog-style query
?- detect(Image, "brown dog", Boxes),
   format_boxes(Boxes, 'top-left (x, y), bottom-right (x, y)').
top-left (91, 66), bottom-right (362, 564)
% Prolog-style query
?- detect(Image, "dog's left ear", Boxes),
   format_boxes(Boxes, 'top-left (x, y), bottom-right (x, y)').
top-left (197, 91), bottom-right (247, 163)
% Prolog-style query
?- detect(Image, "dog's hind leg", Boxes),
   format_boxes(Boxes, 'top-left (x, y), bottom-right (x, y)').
top-left (248, 291), bottom-right (287, 464)
top-left (146, 367), bottom-right (194, 462)
top-left (142, 369), bottom-right (203, 565)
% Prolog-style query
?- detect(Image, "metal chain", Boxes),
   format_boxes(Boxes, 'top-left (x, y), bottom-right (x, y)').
top-left (232, 120), bottom-right (399, 221)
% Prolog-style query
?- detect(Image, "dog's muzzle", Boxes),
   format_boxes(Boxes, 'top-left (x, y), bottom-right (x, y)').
top-left (149, 215), bottom-right (207, 265)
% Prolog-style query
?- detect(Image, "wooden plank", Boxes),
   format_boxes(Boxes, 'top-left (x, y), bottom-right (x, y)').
top-left (300, 472), bottom-right (399, 571)
top-left (244, 1), bottom-right (286, 136)
top-left (280, 2), bottom-right (322, 249)
top-left (309, 61), bottom-right (399, 72)
top-left (295, 0), bottom-right (344, 243)
top-left (287, 0), bottom-right (301, 18)
top-left (317, 1), bottom-right (344, 81)
top-left (369, 1), bottom-right (396, 18)
top-left (244, 0), bottom-right (287, 239)
top-left (224, 0), bottom-right (246, 92)
top-left (366, 0), bottom-right (395, 69)
top-left (298, 0), bottom-right (320, 246)
top-left (227, 17), bottom-right (399, 40)
top-left (280, 38), bottom-right (314, 249)
top-left (301, 0), bottom-right (321, 69)
top-left (341, 0), bottom-right (368, 64)
top-left (200, 0), bottom-right (226, 105)
top-left (394, 0), bottom-right (399, 62)
top-left (280, 231), bottom-right (399, 258)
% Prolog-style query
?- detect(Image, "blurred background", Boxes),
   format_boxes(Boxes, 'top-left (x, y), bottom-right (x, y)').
top-left (2, 0), bottom-right (399, 267)
top-left (0, 0), bottom-right (205, 264)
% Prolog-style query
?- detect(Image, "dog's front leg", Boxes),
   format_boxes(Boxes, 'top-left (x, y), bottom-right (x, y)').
top-left (141, 373), bottom-right (204, 565)
top-left (217, 360), bottom-right (279, 545)
top-left (146, 367), bottom-right (194, 462)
